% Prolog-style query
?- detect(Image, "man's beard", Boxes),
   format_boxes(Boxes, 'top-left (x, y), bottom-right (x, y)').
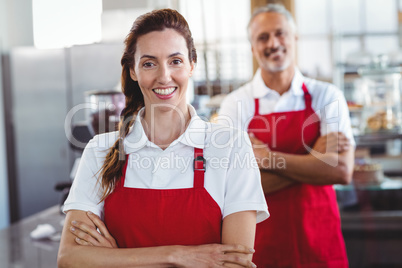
top-left (261, 46), bottom-right (291, 73)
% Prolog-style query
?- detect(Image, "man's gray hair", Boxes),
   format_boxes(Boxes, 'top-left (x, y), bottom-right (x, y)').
top-left (247, 3), bottom-right (297, 40)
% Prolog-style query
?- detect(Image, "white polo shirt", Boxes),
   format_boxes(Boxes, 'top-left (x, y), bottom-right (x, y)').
top-left (218, 68), bottom-right (355, 146)
top-left (63, 105), bottom-right (269, 223)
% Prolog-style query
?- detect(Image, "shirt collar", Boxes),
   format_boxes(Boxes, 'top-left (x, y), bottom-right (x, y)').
top-left (175, 105), bottom-right (207, 149)
top-left (124, 104), bottom-right (207, 154)
top-left (251, 69), bottom-right (272, 98)
top-left (251, 67), bottom-right (305, 98)
top-left (289, 68), bottom-right (304, 96)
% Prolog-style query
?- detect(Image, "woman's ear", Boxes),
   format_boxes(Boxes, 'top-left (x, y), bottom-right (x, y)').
top-left (189, 62), bottom-right (195, 77)
top-left (130, 68), bottom-right (138, 81)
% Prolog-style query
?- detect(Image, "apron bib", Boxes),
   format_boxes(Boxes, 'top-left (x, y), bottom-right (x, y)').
top-left (248, 83), bottom-right (348, 268)
top-left (104, 148), bottom-right (222, 248)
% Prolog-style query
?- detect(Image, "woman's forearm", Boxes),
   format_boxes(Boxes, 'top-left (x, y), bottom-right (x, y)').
top-left (58, 244), bottom-right (175, 268)
top-left (221, 211), bottom-right (257, 267)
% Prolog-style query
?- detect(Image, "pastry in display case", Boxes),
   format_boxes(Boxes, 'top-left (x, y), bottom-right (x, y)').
top-left (353, 160), bottom-right (384, 186)
top-left (366, 110), bottom-right (398, 131)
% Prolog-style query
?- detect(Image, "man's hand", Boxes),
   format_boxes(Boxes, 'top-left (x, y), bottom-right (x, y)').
top-left (249, 133), bottom-right (271, 170)
top-left (312, 132), bottom-right (350, 155)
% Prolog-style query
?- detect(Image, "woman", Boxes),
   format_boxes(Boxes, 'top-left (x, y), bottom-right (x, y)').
top-left (57, 9), bottom-right (268, 267)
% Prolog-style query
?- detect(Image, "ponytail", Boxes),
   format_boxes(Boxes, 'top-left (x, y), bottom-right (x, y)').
top-left (98, 65), bottom-right (144, 202)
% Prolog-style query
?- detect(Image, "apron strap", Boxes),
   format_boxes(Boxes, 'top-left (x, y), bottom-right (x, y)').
top-left (193, 148), bottom-right (205, 189)
top-left (253, 98), bottom-right (260, 116)
top-left (116, 154), bottom-right (129, 189)
top-left (301, 83), bottom-right (312, 109)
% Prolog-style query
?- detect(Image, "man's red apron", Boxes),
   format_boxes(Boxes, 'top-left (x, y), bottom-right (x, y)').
top-left (248, 84), bottom-right (348, 267)
top-left (104, 148), bottom-right (222, 248)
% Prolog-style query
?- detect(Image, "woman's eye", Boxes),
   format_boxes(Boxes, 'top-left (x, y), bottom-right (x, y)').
top-left (172, 59), bottom-right (182, 65)
top-left (143, 62), bottom-right (154, 68)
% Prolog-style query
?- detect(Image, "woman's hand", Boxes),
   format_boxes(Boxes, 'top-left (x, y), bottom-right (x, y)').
top-left (69, 211), bottom-right (117, 248)
top-left (172, 244), bottom-right (256, 268)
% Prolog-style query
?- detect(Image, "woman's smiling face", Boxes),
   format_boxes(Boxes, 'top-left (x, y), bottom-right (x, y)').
top-left (130, 28), bottom-right (194, 111)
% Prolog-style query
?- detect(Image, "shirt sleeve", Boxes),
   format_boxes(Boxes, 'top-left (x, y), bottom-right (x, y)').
top-left (217, 94), bottom-right (241, 129)
top-left (62, 137), bottom-right (105, 218)
top-left (316, 84), bottom-right (356, 147)
top-left (223, 130), bottom-right (269, 223)
top-left (217, 90), bottom-right (253, 132)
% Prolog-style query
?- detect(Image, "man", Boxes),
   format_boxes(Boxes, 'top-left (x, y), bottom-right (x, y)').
top-left (218, 4), bottom-right (354, 268)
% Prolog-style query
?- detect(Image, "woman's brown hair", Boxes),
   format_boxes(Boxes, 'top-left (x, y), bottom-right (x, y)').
top-left (99, 9), bottom-right (197, 201)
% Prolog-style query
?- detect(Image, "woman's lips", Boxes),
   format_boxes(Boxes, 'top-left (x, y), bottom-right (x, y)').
top-left (153, 87), bottom-right (177, 99)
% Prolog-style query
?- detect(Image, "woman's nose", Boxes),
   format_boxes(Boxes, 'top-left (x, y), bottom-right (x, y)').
top-left (157, 65), bottom-right (172, 84)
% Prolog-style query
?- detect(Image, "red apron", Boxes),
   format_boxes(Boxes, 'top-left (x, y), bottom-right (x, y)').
top-left (104, 148), bottom-right (222, 248)
top-left (248, 84), bottom-right (348, 267)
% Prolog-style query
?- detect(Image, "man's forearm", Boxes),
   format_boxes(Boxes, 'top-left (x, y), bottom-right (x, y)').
top-left (266, 149), bottom-right (354, 185)
top-left (260, 171), bottom-right (296, 194)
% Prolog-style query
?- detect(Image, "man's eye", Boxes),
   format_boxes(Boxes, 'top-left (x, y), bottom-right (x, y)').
top-left (258, 35), bottom-right (269, 42)
top-left (276, 31), bottom-right (284, 37)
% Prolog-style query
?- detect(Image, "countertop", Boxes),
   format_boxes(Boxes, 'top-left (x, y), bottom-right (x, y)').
top-left (0, 206), bottom-right (64, 268)
top-left (341, 210), bottom-right (402, 267)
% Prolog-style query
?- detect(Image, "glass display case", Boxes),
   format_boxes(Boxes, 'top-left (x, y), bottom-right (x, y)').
top-left (356, 55), bottom-right (402, 135)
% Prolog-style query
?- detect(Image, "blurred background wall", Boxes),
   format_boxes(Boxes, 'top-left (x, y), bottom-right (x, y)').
top-left (0, 0), bottom-right (34, 230)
